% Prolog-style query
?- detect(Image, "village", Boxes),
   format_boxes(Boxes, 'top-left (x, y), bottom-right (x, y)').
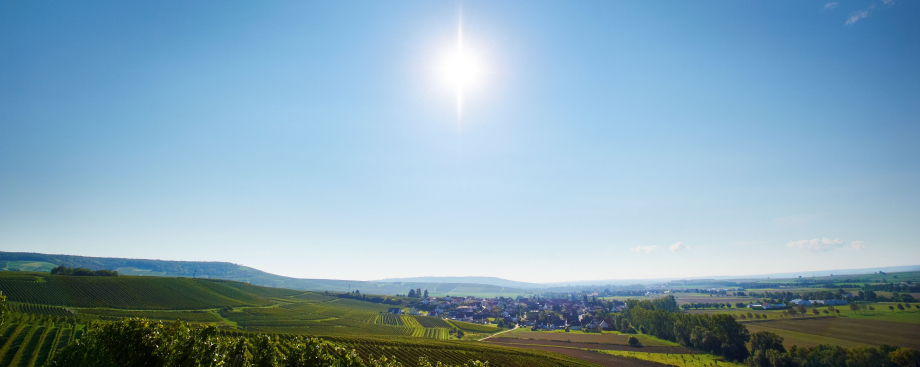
top-left (387, 295), bottom-right (629, 332)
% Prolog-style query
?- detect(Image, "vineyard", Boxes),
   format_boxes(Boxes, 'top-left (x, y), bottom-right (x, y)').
top-left (447, 320), bottom-right (500, 333)
top-left (325, 335), bottom-right (597, 366)
top-left (0, 272), bottom-right (299, 309)
top-left (6, 302), bottom-right (73, 317)
top-left (0, 317), bottom-right (84, 367)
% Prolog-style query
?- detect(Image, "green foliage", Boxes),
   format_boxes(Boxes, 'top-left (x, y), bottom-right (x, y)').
top-left (627, 336), bottom-right (641, 347)
top-left (50, 266), bottom-right (119, 277)
top-left (749, 331), bottom-right (786, 353)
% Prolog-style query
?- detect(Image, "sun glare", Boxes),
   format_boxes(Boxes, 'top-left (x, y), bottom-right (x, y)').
top-left (439, 18), bottom-right (482, 123)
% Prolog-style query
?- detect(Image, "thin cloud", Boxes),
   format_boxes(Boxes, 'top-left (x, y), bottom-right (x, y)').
top-left (669, 242), bottom-right (689, 252)
top-left (786, 237), bottom-right (844, 252)
top-left (851, 240), bottom-right (867, 250)
top-left (845, 4), bottom-right (876, 25)
top-left (631, 245), bottom-right (657, 253)
top-left (824, 2), bottom-right (839, 9)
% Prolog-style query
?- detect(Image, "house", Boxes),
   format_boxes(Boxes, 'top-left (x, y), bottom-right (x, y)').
top-left (388, 308), bottom-right (402, 315)
top-left (824, 299), bottom-right (848, 306)
top-left (789, 299), bottom-right (812, 307)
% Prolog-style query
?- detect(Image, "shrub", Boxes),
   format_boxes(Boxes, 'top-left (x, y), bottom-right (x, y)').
top-left (627, 336), bottom-right (641, 347)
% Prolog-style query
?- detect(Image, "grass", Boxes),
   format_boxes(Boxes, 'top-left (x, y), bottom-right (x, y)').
top-left (596, 350), bottom-right (744, 367)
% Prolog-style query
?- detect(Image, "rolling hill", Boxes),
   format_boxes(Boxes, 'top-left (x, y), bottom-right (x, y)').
top-left (0, 252), bottom-right (533, 296)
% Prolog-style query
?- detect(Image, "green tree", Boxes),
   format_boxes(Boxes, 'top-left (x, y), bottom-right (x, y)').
top-left (890, 347), bottom-right (920, 367)
top-left (897, 304), bottom-right (905, 311)
top-left (750, 331), bottom-right (786, 354)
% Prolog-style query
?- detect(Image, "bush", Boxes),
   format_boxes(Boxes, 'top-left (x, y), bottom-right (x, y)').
top-left (627, 336), bottom-right (641, 347)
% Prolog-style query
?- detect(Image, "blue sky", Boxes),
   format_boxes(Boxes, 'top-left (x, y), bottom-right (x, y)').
top-left (1, 1), bottom-right (918, 282)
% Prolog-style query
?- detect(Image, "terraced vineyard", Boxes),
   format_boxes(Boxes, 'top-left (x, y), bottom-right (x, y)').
top-left (0, 272), bottom-right (300, 309)
top-left (6, 302), bottom-right (73, 317)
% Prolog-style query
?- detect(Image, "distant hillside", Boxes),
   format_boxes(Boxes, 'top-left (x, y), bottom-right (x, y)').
top-left (377, 276), bottom-right (544, 289)
top-left (0, 252), bottom-right (532, 296)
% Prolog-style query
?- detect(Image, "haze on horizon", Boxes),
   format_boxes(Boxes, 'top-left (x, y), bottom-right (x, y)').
top-left (1, 1), bottom-right (918, 284)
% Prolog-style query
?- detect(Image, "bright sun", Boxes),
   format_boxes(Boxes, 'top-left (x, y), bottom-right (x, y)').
top-left (439, 20), bottom-right (482, 122)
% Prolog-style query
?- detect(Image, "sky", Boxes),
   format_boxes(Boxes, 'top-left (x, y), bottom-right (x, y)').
top-left (1, 1), bottom-right (918, 283)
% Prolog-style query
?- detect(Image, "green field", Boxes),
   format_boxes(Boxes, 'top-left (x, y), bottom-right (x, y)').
top-left (0, 261), bottom-right (56, 273)
top-left (687, 301), bottom-right (920, 350)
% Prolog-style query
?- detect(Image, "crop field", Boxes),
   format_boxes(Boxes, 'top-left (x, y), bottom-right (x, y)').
top-left (597, 350), bottom-right (743, 367)
top-left (670, 293), bottom-right (760, 305)
top-left (743, 322), bottom-right (872, 349)
top-left (744, 317), bottom-right (920, 350)
top-left (497, 329), bottom-right (680, 349)
top-left (77, 308), bottom-right (225, 323)
top-left (408, 315), bottom-right (452, 328)
top-left (0, 261), bottom-right (56, 273)
top-left (6, 302), bottom-right (73, 317)
top-left (446, 320), bottom-right (500, 333)
top-left (324, 336), bottom-right (599, 367)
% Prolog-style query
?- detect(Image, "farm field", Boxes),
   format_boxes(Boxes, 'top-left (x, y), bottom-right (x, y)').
top-left (499, 329), bottom-right (679, 348)
top-left (743, 322), bottom-right (873, 349)
top-left (742, 317), bottom-right (920, 350)
top-left (479, 342), bottom-right (679, 367)
top-left (486, 337), bottom-right (691, 354)
top-left (596, 350), bottom-right (743, 367)
top-left (0, 261), bottom-right (56, 273)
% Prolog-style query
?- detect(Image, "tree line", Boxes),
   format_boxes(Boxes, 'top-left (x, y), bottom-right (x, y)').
top-left (50, 266), bottom-right (118, 276)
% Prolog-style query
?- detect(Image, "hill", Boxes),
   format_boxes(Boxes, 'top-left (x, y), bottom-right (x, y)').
top-left (0, 272), bottom-right (299, 309)
top-left (0, 252), bottom-right (532, 297)
top-left (377, 276), bottom-right (545, 289)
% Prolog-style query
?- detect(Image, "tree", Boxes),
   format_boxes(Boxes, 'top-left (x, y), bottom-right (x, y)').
top-left (811, 309), bottom-right (819, 316)
top-left (849, 304), bottom-right (859, 313)
top-left (416, 288), bottom-right (422, 298)
top-left (408, 289), bottom-right (416, 298)
top-left (423, 289), bottom-right (429, 298)
top-left (889, 305), bottom-right (895, 311)
top-left (796, 305), bottom-right (806, 316)
top-left (897, 304), bottom-right (905, 311)
top-left (889, 347), bottom-right (920, 367)
top-left (787, 308), bottom-right (798, 318)
top-left (750, 331), bottom-right (786, 354)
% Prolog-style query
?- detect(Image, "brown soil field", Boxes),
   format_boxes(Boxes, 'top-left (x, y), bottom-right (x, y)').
top-left (484, 343), bottom-right (669, 367)
top-left (486, 338), bottom-right (693, 354)
top-left (748, 317), bottom-right (920, 350)
top-left (499, 331), bottom-right (673, 347)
